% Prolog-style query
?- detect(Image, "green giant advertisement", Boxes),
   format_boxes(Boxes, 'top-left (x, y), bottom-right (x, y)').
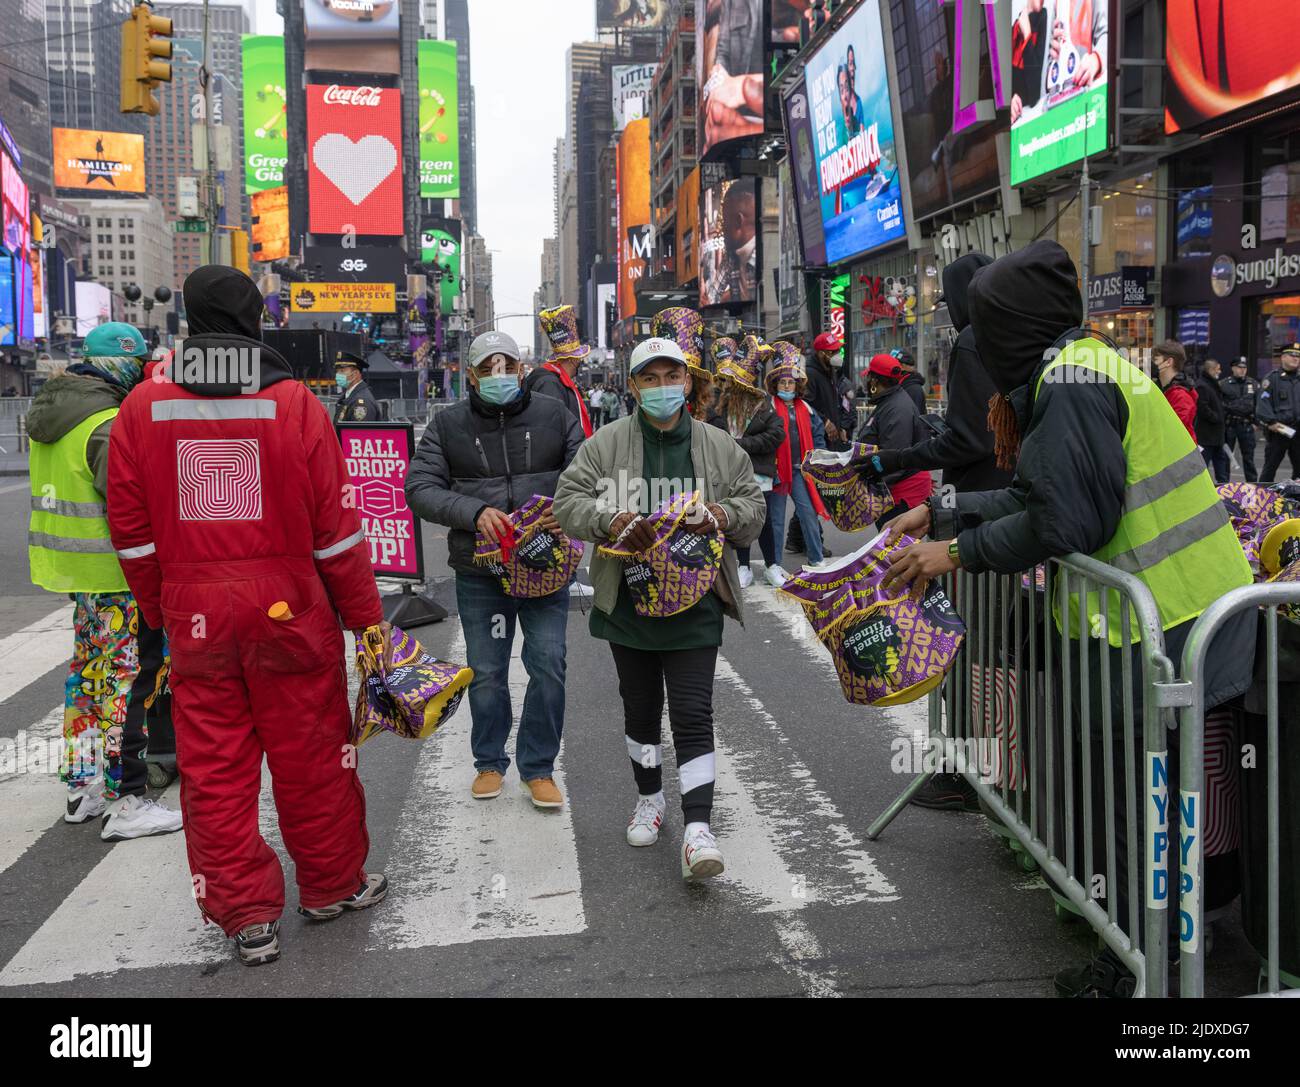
top-left (418, 40), bottom-right (461, 199)
top-left (241, 35), bottom-right (288, 195)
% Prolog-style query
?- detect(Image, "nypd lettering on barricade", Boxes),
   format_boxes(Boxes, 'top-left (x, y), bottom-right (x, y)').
top-left (1147, 751), bottom-right (1170, 910)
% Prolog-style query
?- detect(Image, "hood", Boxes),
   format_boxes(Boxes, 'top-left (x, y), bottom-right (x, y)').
top-left (183, 265), bottom-right (264, 339)
top-left (968, 240), bottom-right (1083, 396)
top-left (901, 370), bottom-right (925, 387)
top-left (26, 373), bottom-right (125, 444)
top-left (171, 333), bottom-right (293, 396)
top-left (941, 252), bottom-right (993, 331)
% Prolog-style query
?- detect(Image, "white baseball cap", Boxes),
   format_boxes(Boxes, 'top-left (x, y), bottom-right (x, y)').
top-left (629, 337), bottom-right (688, 375)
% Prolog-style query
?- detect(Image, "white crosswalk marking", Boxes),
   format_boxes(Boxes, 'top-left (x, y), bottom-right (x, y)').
top-left (0, 707), bottom-right (64, 878)
top-left (370, 628), bottom-right (587, 950)
top-left (0, 604), bottom-right (73, 705)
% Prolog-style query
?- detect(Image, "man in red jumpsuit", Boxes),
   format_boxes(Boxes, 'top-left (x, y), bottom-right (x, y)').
top-left (106, 265), bottom-right (388, 967)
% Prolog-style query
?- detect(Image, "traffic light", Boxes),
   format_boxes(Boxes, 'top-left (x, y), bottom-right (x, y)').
top-left (120, 4), bottom-right (173, 116)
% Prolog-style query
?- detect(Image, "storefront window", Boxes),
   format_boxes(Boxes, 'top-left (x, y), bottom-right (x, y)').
top-left (1251, 121), bottom-right (1300, 243)
top-left (1093, 171), bottom-right (1156, 276)
top-left (1249, 294), bottom-right (1300, 373)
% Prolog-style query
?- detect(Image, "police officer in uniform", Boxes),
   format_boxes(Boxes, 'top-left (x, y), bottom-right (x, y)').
top-left (333, 350), bottom-right (381, 423)
top-left (1221, 356), bottom-right (1260, 482)
top-left (1257, 345), bottom-right (1300, 482)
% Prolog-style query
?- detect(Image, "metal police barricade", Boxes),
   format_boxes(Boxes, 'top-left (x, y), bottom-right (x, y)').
top-left (867, 553), bottom-right (1179, 997)
top-left (1177, 581), bottom-right (1300, 997)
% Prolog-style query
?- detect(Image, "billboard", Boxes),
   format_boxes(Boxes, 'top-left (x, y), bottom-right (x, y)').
top-left (613, 64), bottom-right (658, 131)
top-left (781, 73), bottom-right (827, 266)
top-left (303, 0), bottom-right (399, 41)
top-left (306, 84), bottom-right (404, 236)
top-left (74, 280), bottom-right (112, 336)
top-left (1166, 1), bottom-right (1300, 134)
top-left (418, 41), bottom-right (460, 199)
top-left (699, 176), bottom-right (758, 308)
top-left (676, 165), bottom-right (701, 283)
top-left (304, 245), bottom-right (407, 284)
top-left (2, 149), bottom-right (30, 259)
top-left (771, 1), bottom-right (815, 44)
top-left (1009, 0), bottom-right (1110, 184)
top-left (52, 129), bottom-right (146, 194)
top-left (242, 36), bottom-right (288, 195)
top-left (804, 0), bottom-right (906, 264)
top-left (598, 0), bottom-right (672, 30)
top-left (617, 118), bottom-right (651, 320)
top-left (697, 0), bottom-right (765, 160)
top-left (250, 186), bottom-right (289, 262)
top-left (0, 256), bottom-right (12, 345)
top-left (420, 216), bottom-right (461, 317)
top-left (290, 281), bottom-right (397, 314)
top-left (778, 161), bottom-right (803, 327)
top-left (892, 0), bottom-right (1007, 223)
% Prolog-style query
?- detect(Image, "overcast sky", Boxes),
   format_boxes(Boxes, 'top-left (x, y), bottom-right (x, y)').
top-left (249, 0), bottom-right (594, 349)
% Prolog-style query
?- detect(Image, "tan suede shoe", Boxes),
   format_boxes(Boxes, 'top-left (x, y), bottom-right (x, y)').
top-left (472, 770), bottom-right (504, 799)
top-left (523, 777), bottom-right (563, 809)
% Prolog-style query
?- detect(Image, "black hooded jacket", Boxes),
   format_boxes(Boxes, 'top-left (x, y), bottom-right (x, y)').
top-left (176, 265), bottom-right (294, 395)
top-left (934, 240), bottom-right (1130, 572)
top-left (900, 370), bottom-right (927, 413)
top-left (891, 253), bottom-right (1013, 494)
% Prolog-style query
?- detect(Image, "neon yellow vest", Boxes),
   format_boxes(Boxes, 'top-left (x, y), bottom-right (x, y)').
top-left (28, 407), bottom-right (129, 593)
top-left (1035, 339), bottom-right (1251, 647)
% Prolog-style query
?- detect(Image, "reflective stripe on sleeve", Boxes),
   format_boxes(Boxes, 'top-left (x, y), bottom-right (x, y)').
top-left (116, 541), bottom-right (157, 560)
top-left (313, 528), bottom-right (366, 560)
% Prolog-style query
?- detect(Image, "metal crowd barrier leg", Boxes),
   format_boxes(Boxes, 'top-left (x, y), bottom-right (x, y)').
top-left (1178, 582), bottom-right (1300, 998)
top-left (867, 554), bottom-right (1172, 995)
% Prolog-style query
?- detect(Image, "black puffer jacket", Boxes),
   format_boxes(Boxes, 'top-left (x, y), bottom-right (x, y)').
top-left (709, 404), bottom-right (785, 478)
top-left (1195, 373), bottom-right (1226, 446)
top-left (405, 385), bottom-right (584, 574)
top-left (805, 355), bottom-right (852, 449)
top-left (900, 370), bottom-right (927, 413)
top-left (894, 253), bottom-right (1013, 494)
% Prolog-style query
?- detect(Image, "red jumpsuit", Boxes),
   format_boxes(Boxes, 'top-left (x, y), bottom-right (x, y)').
top-left (106, 359), bottom-right (383, 935)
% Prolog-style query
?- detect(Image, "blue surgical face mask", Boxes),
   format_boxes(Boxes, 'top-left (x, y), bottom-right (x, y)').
top-left (477, 374), bottom-right (523, 405)
top-left (777, 389), bottom-right (796, 402)
top-left (335, 371), bottom-right (349, 391)
top-left (638, 384), bottom-right (686, 420)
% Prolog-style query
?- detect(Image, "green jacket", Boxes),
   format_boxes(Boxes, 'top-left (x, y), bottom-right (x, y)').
top-left (553, 410), bottom-right (766, 623)
top-left (26, 373), bottom-right (126, 495)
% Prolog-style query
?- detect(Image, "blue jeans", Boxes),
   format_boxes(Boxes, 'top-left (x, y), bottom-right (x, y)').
top-left (454, 574), bottom-right (568, 780)
top-left (739, 485), bottom-right (823, 568)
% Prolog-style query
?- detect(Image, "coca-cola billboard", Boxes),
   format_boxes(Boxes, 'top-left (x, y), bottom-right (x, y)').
top-left (304, 0), bottom-right (399, 41)
top-left (306, 83), bottom-right (403, 236)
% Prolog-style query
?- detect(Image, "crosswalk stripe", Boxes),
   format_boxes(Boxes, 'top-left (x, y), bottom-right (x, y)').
top-left (0, 604), bottom-right (73, 707)
top-left (712, 654), bottom-right (898, 908)
top-left (0, 707), bottom-right (64, 879)
top-left (369, 628), bottom-right (587, 950)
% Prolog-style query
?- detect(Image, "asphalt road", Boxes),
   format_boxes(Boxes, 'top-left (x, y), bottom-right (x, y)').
top-left (0, 482), bottom-right (1261, 997)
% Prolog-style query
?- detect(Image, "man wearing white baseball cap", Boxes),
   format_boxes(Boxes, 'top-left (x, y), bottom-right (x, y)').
top-left (553, 335), bottom-right (764, 881)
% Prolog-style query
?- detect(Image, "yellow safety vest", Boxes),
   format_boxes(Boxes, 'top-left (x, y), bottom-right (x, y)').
top-left (28, 407), bottom-right (129, 593)
top-left (1035, 339), bottom-right (1251, 646)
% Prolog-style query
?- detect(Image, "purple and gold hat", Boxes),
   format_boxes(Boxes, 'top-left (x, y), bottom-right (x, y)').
top-left (717, 334), bottom-right (768, 393)
top-left (764, 340), bottom-right (807, 393)
top-left (538, 305), bottom-right (591, 361)
top-left (651, 307), bottom-right (709, 382)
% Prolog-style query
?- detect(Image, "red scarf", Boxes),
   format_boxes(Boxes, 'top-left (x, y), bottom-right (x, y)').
top-left (543, 362), bottom-right (592, 438)
top-left (773, 397), bottom-right (829, 520)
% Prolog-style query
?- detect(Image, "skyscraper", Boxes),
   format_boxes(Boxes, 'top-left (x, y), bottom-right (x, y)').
top-left (0, 0), bottom-right (53, 193)
top-left (44, 0), bottom-right (148, 138)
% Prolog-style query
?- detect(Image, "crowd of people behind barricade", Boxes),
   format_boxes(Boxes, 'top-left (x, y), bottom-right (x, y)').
top-left (22, 257), bottom-right (1298, 993)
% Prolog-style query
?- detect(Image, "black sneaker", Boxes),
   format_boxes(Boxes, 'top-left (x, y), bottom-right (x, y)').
top-left (1054, 948), bottom-right (1136, 998)
top-left (298, 873), bottom-right (389, 921)
top-left (908, 774), bottom-right (980, 812)
top-left (235, 921), bottom-right (280, 967)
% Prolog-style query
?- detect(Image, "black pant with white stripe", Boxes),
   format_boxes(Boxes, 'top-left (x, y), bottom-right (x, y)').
top-left (610, 644), bottom-right (718, 825)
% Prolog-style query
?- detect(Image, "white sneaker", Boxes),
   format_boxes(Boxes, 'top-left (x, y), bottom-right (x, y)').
top-left (764, 564), bottom-right (789, 588)
top-left (627, 795), bottom-right (666, 846)
top-left (805, 558), bottom-right (833, 571)
top-left (100, 795), bottom-right (184, 842)
top-left (569, 581), bottom-right (594, 598)
top-left (737, 565), bottom-right (754, 588)
top-left (65, 782), bottom-right (105, 824)
top-left (681, 824), bottom-right (725, 879)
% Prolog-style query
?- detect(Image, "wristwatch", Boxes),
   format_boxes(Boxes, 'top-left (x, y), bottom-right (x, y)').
top-left (948, 540), bottom-right (961, 565)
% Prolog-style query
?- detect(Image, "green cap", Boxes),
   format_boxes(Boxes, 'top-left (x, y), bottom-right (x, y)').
top-left (82, 322), bottom-right (148, 358)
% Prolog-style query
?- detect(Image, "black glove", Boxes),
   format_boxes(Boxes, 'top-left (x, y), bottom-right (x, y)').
top-left (857, 448), bottom-right (902, 481)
